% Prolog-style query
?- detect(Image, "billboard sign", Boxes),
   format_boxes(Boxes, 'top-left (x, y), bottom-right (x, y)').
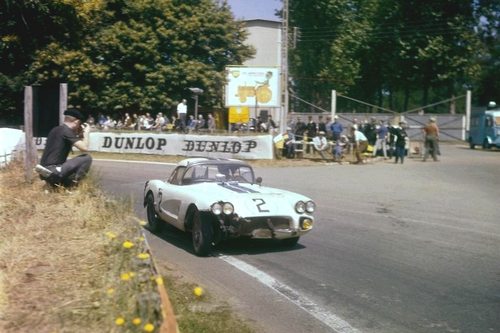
top-left (225, 67), bottom-right (280, 107)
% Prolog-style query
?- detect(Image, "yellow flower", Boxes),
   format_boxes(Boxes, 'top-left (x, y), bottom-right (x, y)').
top-left (129, 271), bottom-right (136, 278)
top-left (143, 323), bottom-right (155, 332)
top-left (106, 288), bottom-right (115, 295)
top-left (115, 317), bottom-right (125, 326)
top-left (137, 253), bottom-right (150, 260)
top-left (122, 240), bottom-right (134, 249)
top-left (105, 231), bottom-right (116, 240)
top-left (155, 276), bottom-right (164, 286)
top-left (120, 273), bottom-right (131, 281)
top-left (137, 236), bottom-right (145, 242)
top-left (132, 318), bottom-right (142, 326)
top-left (139, 220), bottom-right (147, 226)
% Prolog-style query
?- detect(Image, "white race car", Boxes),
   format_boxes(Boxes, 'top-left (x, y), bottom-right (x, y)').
top-left (143, 158), bottom-right (315, 256)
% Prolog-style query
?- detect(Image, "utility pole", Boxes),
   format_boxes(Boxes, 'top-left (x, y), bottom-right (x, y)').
top-left (279, 0), bottom-right (289, 134)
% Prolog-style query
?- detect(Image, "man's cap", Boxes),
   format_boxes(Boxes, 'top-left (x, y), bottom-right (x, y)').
top-left (64, 108), bottom-right (85, 121)
top-left (429, 117), bottom-right (436, 122)
top-left (319, 131), bottom-right (325, 135)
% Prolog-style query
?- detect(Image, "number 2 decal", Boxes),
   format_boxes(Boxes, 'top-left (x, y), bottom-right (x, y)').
top-left (253, 198), bottom-right (269, 212)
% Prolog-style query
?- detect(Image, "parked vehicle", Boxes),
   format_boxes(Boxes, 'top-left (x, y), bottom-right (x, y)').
top-left (468, 104), bottom-right (500, 149)
top-left (143, 158), bottom-right (315, 256)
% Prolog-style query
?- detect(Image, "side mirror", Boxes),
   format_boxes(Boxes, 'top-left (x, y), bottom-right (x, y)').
top-left (255, 176), bottom-right (262, 185)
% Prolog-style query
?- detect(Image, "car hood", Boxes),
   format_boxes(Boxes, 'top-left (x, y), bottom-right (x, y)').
top-left (191, 182), bottom-right (310, 217)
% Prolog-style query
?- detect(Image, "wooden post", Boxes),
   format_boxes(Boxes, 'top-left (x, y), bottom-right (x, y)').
top-left (60, 83), bottom-right (68, 125)
top-left (24, 86), bottom-right (36, 182)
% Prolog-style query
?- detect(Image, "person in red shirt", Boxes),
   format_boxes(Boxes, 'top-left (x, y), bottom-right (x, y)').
top-left (423, 117), bottom-right (440, 162)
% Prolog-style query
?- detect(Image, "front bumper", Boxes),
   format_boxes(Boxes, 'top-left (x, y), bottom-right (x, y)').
top-left (216, 214), bottom-right (313, 240)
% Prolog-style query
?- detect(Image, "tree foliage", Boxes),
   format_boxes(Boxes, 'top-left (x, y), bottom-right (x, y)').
top-left (0, 0), bottom-right (253, 123)
top-left (290, 0), bottom-right (496, 112)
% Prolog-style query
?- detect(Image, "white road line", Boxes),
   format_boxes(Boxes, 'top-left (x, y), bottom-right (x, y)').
top-left (218, 254), bottom-right (360, 333)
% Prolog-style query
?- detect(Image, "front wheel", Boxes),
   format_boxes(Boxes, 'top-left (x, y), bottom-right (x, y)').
top-left (191, 209), bottom-right (214, 256)
top-left (482, 139), bottom-right (491, 149)
top-left (280, 237), bottom-right (300, 247)
top-left (146, 193), bottom-right (162, 232)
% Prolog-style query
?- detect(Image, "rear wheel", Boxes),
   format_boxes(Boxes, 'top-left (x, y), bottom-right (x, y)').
top-left (146, 193), bottom-right (162, 232)
top-left (192, 209), bottom-right (214, 256)
top-left (468, 138), bottom-right (475, 149)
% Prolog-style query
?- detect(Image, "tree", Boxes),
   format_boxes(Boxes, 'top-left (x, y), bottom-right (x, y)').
top-left (1, 0), bottom-right (253, 123)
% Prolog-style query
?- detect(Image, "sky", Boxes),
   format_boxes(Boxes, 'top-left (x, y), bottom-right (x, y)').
top-left (226, 0), bottom-right (281, 21)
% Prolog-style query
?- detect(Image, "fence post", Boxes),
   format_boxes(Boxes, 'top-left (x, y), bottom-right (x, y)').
top-left (24, 86), bottom-right (36, 182)
top-left (465, 90), bottom-right (471, 140)
top-left (331, 90), bottom-right (337, 119)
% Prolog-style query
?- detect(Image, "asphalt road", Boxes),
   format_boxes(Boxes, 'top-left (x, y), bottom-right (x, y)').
top-left (95, 144), bottom-right (500, 333)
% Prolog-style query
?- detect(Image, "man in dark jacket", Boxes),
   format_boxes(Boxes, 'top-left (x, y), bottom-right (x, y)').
top-left (35, 108), bottom-right (92, 187)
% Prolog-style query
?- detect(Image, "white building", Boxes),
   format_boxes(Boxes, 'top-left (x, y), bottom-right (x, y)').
top-left (240, 19), bottom-right (283, 125)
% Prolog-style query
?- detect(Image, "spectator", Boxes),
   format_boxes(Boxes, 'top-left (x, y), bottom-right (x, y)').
top-left (177, 99), bottom-right (188, 133)
top-left (333, 135), bottom-right (348, 162)
top-left (207, 113), bottom-right (216, 133)
top-left (317, 115), bottom-right (327, 133)
top-left (312, 131), bottom-right (329, 160)
top-left (187, 115), bottom-right (196, 132)
top-left (283, 127), bottom-right (296, 158)
top-left (152, 112), bottom-right (166, 131)
top-left (373, 119), bottom-right (389, 158)
top-left (330, 115), bottom-right (343, 141)
top-left (305, 116), bottom-right (317, 154)
top-left (423, 117), bottom-right (440, 162)
top-left (394, 121), bottom-right (409, 164)
top-left (196, 114), bottom-right (206, 132)
top-left (351, 125), bottom-right (368, 164)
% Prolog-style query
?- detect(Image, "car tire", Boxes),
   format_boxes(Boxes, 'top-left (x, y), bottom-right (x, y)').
top-left (192, 209), bottom-right (214, 256)
top-left (146, 193), bottom-right (162, 232)
top-left (483, 139), bottom-right (491, 149)
top-left (280, 237), bottom-right (300, 247)
top-left (468, 138), bottom-right (475, 149)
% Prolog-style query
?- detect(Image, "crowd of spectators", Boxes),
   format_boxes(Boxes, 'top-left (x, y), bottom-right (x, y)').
top-left (88, 111), bottom-right (216, 133)
top-left (283, 115), bottom-right (412, 164)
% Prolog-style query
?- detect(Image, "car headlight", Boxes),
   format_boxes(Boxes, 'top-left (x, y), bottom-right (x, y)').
top-left (223, 202), bottom-right (234, 215)
top-left (295, 201), bottom-right (306, 213)
top-left (211, 202), bottom-right (223, 215)
top-left (211, 202), bottom-right (234, 215)
top-left (305, 201), bottom-right (316, 213)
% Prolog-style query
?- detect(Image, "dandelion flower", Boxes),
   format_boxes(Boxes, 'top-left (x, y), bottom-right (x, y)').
top-left (129, 271), bottom-right (136, 278)
top-left (139, 220), bottom-right (147, 226)
top-left (122, 240), bottom-right (134, 249)
top-left (143, 323), bottom-right (155, 332)
top-left (137, 253), bottom-right (150, 260)
top-left (155, 276), bottom-right (164, 286)
top-left (132, 318), bottom-right (142, 325)
top-left (115, 317), bottom-right (125, 326)
top-left (120, 273), bottom-right (131, 281)
top-left (105, 231), bottom-right (117, 240)
top-left (106, 288), bottom-right (115, 295)
top-left (137, 236), bottom-right (145, 242)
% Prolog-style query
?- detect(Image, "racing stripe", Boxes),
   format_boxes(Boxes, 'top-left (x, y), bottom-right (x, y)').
top-left (218, 183), bottom-right (260, 193)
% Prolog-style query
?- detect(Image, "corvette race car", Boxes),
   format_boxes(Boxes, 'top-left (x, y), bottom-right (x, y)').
top-left (143, 158), bottom-right (315, 256)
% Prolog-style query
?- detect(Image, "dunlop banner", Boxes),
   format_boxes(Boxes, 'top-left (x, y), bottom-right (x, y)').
top-left (36, 132), bottom-right (274, 160)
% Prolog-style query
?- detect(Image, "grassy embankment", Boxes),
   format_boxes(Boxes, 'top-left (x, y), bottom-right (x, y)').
top-left (0, 161), bottom-right (254, 333)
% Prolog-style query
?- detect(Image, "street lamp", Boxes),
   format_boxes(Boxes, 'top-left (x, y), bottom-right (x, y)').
top-left (189, 87), bottom-right (204, 119)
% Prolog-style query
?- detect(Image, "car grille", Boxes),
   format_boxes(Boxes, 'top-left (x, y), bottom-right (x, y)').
top-left (238, 216), bottom-right (291, 235)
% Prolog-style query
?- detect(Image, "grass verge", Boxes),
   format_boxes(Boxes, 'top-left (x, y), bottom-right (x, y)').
top-left (0, 161), bottom-right (254, 333)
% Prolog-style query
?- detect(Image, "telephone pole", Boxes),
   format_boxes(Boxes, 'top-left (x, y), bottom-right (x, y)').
top-left (280, 0), bottom-right (289, 133)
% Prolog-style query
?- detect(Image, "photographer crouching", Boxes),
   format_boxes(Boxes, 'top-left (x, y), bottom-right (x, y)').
top-left (35, 108), bottom-right (93, 188)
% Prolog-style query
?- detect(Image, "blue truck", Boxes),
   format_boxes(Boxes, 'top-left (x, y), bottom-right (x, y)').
top-left (468, 105), bottom-right (500, 149)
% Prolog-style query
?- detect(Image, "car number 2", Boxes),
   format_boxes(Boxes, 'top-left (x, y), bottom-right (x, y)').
top-left (252, 198), bottom-right (270, 212)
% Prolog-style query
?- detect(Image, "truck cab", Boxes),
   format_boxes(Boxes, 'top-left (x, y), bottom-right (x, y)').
top-left (469, 105), bottom-right (500, 149)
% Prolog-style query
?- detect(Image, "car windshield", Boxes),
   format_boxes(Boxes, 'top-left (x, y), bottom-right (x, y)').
top-left (182, 163), bottom-right (254, 184)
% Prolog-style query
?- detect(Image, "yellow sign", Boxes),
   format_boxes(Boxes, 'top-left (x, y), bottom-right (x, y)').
top-left (228, 106), bottom-right (250, 123)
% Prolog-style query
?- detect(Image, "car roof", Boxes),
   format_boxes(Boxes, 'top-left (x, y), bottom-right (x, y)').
top-left (177, 157), bottom-right (251, 168)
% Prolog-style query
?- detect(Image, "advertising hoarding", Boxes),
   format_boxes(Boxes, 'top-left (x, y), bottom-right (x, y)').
top-left (225, 67), bottom-right (280, 107)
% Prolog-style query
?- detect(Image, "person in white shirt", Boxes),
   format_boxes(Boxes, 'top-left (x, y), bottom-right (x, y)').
top-left (351, 125), bottom-right (368, 164)
top-left (312, 131), bottom-right (329, 160)
top-left (176, 99), bottom-right (187, 133)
